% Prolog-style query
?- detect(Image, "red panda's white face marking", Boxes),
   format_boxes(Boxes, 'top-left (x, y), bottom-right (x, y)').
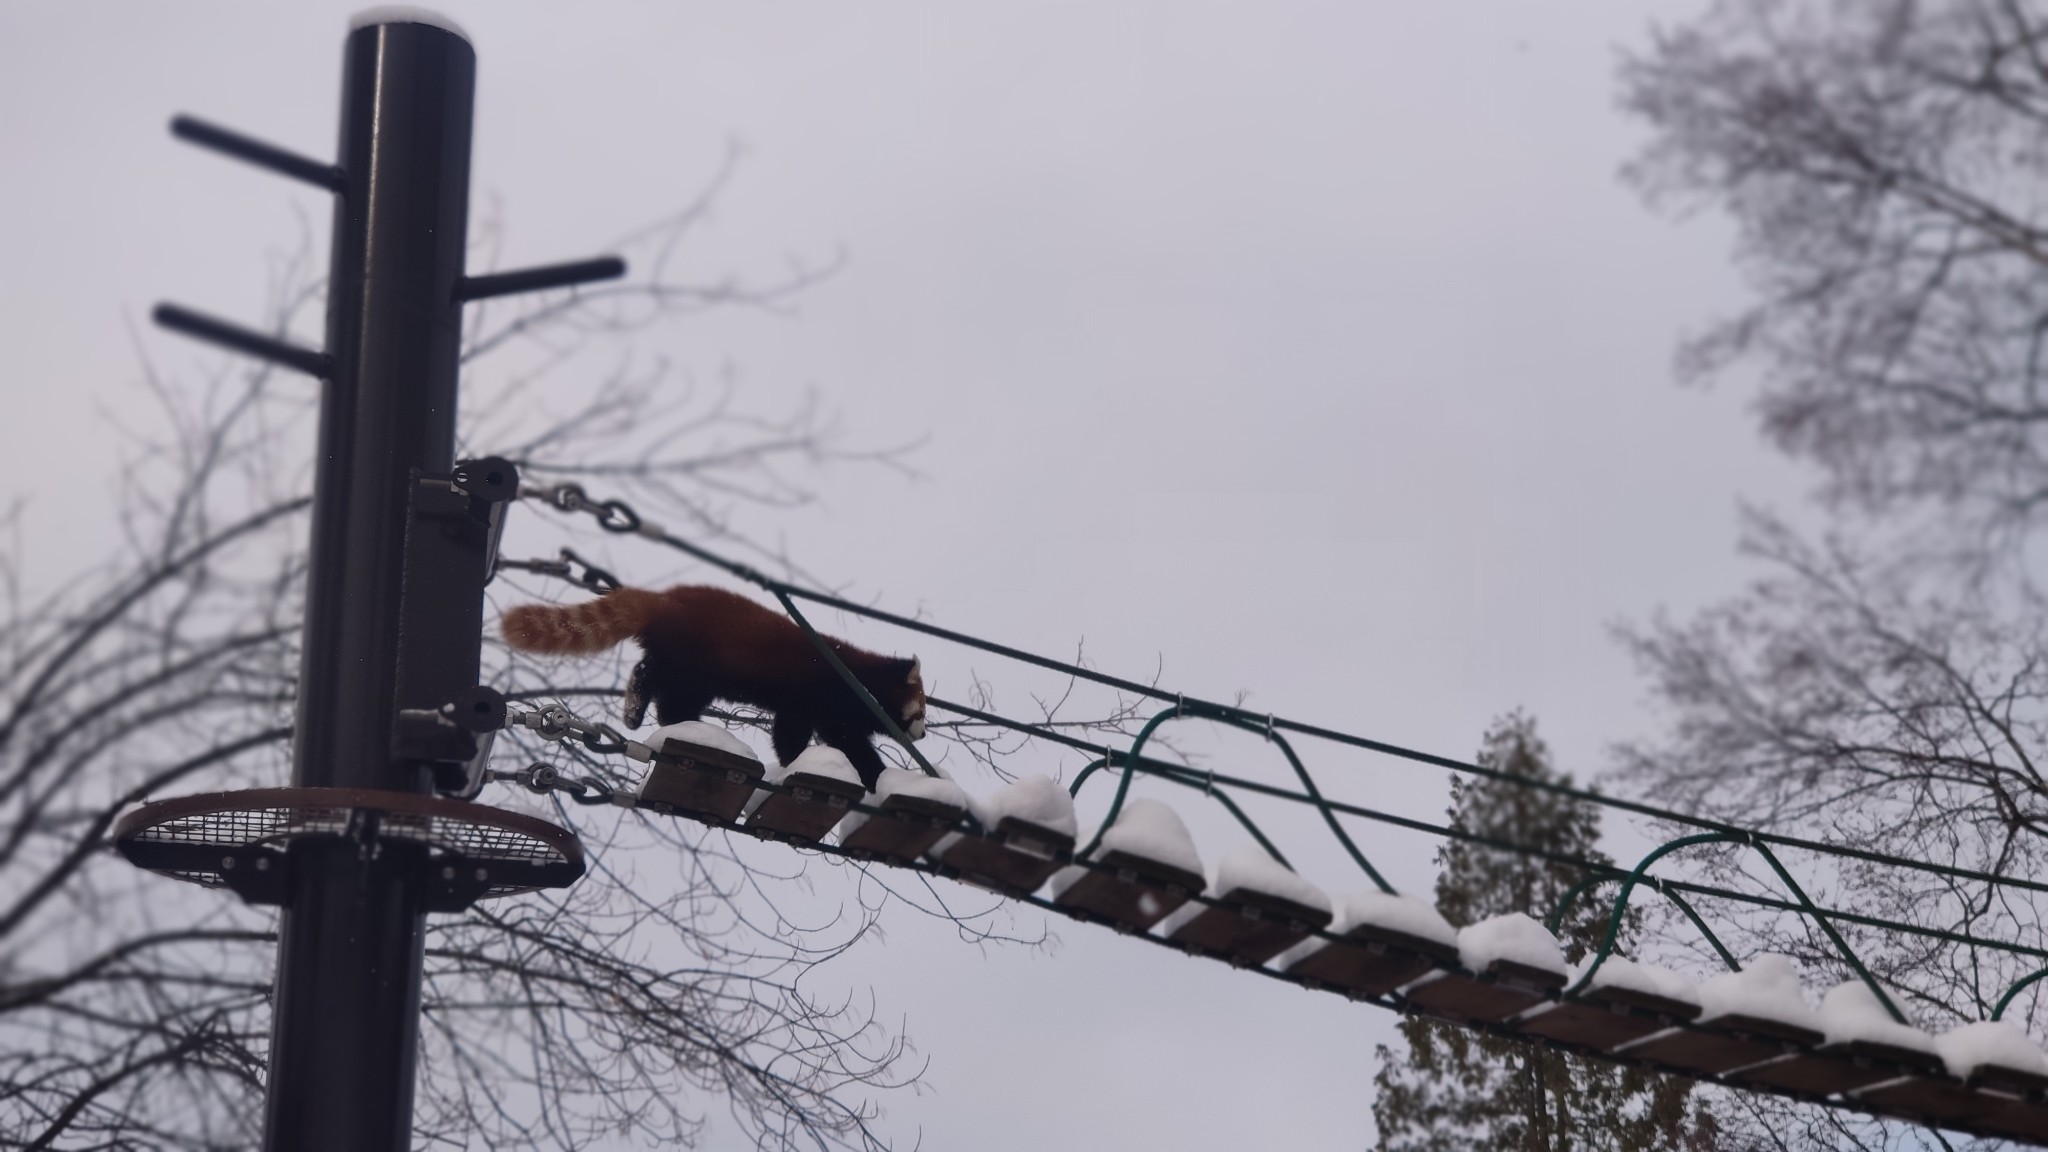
top-left (903, 658), bottom-right (927, 740)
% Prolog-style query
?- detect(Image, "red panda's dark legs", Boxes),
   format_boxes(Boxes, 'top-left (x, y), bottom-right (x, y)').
top-left (770, 711), bottom-right (813, 766)
top-left (818, 723), bottom-right (888, 792)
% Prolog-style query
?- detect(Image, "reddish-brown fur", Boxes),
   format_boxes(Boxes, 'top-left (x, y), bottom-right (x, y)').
top-left (501, 585), bottom-right (925, 788)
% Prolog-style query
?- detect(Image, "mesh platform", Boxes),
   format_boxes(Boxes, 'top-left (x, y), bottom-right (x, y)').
top-left (113, 787), bottom-right (584, 911)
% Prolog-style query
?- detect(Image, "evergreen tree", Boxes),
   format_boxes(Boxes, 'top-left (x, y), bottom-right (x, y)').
top-left (1371, 713), bottom-right (1717, 1151)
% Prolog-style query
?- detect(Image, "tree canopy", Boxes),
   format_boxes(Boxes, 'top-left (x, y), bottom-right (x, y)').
top-left (1372, 714), bottom-right (1714, 1152)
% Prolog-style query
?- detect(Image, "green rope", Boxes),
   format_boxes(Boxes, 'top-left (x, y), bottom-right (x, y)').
top-left (1662, 887), bottom-right (1743, 975)
top-left (1068, 753), bottom-right (1296, 869)
top-left (1139, 762), bottom-right (1296, 868)
top-left (1072, 702), bottom-right (1394, 893)
top-left (1565, 833), bottom-right (1908, 1026)
top-left (1068, 757), bottom-right (1109, 797)
top-left (1547, 875), bottom-right (1611, 935)
top-left (1993, 967), bottom-right (2048, 1021)
top-left (1078, 706), bottom-right (1183, 859)
top-left (1746, 837), bottom-right (1909, 1026)
top-left (1224, 713), bottom-right (1394, 894)
top-left (1569, 834), bottom-right (1745, 997)
top-left (768, 588), bottom-right (940, 780)
top-left (1548, 872), bottom-right (1740, 974)
top-left (1067, 711), bottom-right (1299, 869)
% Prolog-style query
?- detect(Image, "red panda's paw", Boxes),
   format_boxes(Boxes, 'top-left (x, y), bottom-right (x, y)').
top-left (622, 658), bottom-right (650, 728)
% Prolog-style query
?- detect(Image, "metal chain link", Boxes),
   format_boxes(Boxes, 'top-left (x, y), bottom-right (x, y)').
top-left (523, 481), bottom-right (659, 539)
top-left (489, 762), bottom-right (620, 806)
top-left (505, 704), bottom-right (638, 757)
top-left (495, 546), bottom-right (620, 591)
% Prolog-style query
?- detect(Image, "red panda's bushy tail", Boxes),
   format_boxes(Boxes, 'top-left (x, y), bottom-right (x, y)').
top-left (501, 587), bottom-right (663, 655)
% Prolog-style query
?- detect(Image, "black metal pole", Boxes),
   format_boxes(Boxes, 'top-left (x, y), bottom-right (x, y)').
top-left (262, 17), bottom-right (475, 1151)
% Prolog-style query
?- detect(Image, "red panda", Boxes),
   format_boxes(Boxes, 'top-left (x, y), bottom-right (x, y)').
top-left (500, 584), bottom-right (925, 789)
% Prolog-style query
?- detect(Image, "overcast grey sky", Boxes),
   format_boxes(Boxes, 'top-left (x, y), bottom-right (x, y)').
top-left (0, 3), bottom-right (1805, 1147)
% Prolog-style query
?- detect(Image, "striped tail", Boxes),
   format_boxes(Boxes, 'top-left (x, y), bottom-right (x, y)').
top-left (501, 587), bottom-right (663, 655)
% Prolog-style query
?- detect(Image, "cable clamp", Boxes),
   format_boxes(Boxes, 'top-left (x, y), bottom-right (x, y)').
top-left (595, 499), bottom-right (640, 534)
top-left (543, 482), bottom-right (588, 513)
top-left (509, 704), bottom-right (623, 750)
top-left (495, 554), bottom-right (574, 582)
top-left (1265, 713), bottom-right (1275, 742)
top-left (570, 775), bottom-right (616, 806)
top-left (558, 546), bottom-right (619, 591)
top-left (534, 705), bottom-right (574, 740)
top-left (577, 720), bottom-right (630, 756)
top-left (511, 761), bottom-right (620, 806)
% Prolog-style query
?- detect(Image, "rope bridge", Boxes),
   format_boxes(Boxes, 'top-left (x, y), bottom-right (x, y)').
top-left (497, 481), bottom-right (2048, 1146)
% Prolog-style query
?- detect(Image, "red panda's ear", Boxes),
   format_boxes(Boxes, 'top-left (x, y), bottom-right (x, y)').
top-left (906, 657), bottom-right (921, 683)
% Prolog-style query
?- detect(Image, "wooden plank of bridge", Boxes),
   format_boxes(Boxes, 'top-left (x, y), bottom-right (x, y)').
top-left (1281, 921), bottom-right (1457, 999)
top-left (746, 769), bottom-right (866, 844)
top-left (1731, 1038), bottom-right (1944, 1097)
top-left (836, 792), bottom-right (967, 863)
top-left (1514, 985), bottom-right (1700, 1051)
top-left (1616, 1014), bottom-right (1823, 1076)
top-left (637, 738), bottom-right (764, 824)
top-left (1401, 960), bottom-right (1566, 1023)
top-left (1856, 1061), bottom-right (2048, 1133)
top-left (1166, 887), bottom-right (1332, 966)
top-left (931, 815), bottom-right (1074, 896)
top-left (1052, 849), bottom-right (1204, 932)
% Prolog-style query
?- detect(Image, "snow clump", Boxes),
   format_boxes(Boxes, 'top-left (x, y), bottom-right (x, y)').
top-left (766, 745), bottom-right (863, 788)
top-left (1328, 891), bottom-right (1458, 948)
top-left (1817, 980), bottom-right (1935, 1053)
top-left (1457, 913), bottom-right (1567, 975)
top-left (968, 775), bottom-right (1078, 838)
top-left (1696, 954), bottom-right (1820, 1030)
top-left (1935, 1021), bottom-right (2048, 1081)
top-left (646, 720), bottom-right (758, 763)
top-left (1209, 845), bottom-right (1331, 913)
top-left (1090, 798), bottom-right (1203, 876)
top-left (1573, 956), bottom-right (1700, 1008)
top-left (869, 766), bottom-right (970, 809)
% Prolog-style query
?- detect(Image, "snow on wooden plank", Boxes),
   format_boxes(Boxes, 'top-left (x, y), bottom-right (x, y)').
top-left (929, 775), bottom-right (1076, 895)
top-left (1160, 846), bottom-right (1331, 965)
top-left (836, 767), bottom-right (970, 863)
top-left (1051, 800), bottom-right (1205, 931)
top-left (1278, 892), bottom-right (1458, 998)
top-left (637, 722), bottom-right (764, 823)
top-left (745, 746), bottom-right (867, 843)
